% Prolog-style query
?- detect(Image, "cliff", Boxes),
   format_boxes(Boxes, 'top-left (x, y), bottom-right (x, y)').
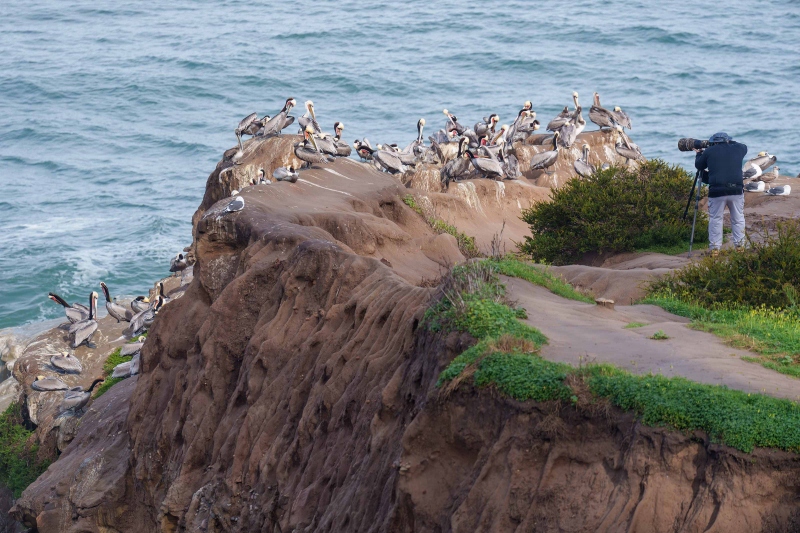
top-left (11, 135), bottom-right (800, 532)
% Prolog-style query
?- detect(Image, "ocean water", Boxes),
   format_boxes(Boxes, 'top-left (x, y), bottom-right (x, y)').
top-left (1, 0), bottom-right (799, 329)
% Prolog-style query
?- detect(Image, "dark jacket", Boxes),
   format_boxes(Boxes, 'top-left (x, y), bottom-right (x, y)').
top-left (695, 141), bottom-right (747, 197)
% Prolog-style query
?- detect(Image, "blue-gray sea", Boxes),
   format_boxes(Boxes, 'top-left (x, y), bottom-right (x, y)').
top-left (1, 0), bottom-right (799, 329)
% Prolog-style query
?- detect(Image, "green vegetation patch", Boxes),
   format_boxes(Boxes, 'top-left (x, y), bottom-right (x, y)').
top-left (431, 265), bottom-right (800, 454)
top-left (624, 322), bottom-right (647, 329)
top-left (650, 330), bottom-right (669, 340)
top-left (95, 346), bottom-right (133, 398)
top-left (586, 366), bottom-right (800, 453)
top-left (650, 220), bottom-right (800, 310)
top-left (403, 194), bottom-right (479, 257)
top-left (520, 160), bottom-right (708, 265)
top-left (0, 403), bottom-right (50, 497)
top-left (488, 258), bottom-right (595, 304)
top-left (644, 222), bottom-right (800, 379)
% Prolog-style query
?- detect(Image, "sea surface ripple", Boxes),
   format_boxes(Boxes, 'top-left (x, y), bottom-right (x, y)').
top-left (1, 0), bottom-right (799, 328)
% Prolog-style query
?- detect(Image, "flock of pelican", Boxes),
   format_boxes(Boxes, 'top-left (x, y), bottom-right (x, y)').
top-left (227, 92), bottom-right (641, 192)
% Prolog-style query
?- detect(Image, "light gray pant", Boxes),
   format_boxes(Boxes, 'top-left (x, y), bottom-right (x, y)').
top-left (708, 194), bottom-right (745, 249)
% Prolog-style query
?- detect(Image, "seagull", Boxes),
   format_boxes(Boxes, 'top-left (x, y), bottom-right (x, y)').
top-left (765, 185), bottom-right (791, 196)
top-left (224, 196), bottom-right (244, 213)
top-left (744, 181), bottom-right (766, 192)
top-left (273, 166), bottom-right (299, 182)
top-left (761, 166), bottom-right (780, 183)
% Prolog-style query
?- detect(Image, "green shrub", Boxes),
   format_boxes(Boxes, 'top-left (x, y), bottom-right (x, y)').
top-left (0, 403), bottom-right (50, 497)
top-left (649, 220), bottom-right (800, 309)
top-left (520, 160), bottom-right (708, 265)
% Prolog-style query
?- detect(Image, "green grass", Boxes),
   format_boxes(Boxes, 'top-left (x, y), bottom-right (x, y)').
top-left (93, 377), bottom-right (124, 398)
top-left (636, 240), bottom-right (708, 255)
top-left (432, 265), bottom-right (800, 454)
top-left (0, 403), bottom-right (50, 497)
top-left (403, 194), bottom-right (479, 257)
top-left (624, 322), bottom-right (647, 329)
top-left (643, 294), bottom-right (800, 378)
top-left (95, 347), bottom-right (133, 398)
top-left (487, 258), bottom-right (595, 304)
top-left (650, 330), bottom-right (669, 340)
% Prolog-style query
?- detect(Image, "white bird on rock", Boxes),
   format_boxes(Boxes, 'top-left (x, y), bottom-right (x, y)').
top-left (744, 181), bottom-right (766, 192)
top-left (224, 196), bottom-right (245, 213)
top-left (765, 184), bottom-right (791, 196)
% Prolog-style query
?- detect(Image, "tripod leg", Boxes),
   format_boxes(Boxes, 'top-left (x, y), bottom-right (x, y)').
top-left (683, 172), bottom-right (699, 221)
top-left (688, 183), bottom-right (701, 256)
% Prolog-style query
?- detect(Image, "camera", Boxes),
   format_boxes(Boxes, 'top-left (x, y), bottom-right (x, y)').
top-left (678, 138), bottom-right (709, 152)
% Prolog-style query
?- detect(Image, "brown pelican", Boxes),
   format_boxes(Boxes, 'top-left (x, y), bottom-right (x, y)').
top-left (440, 138), bottom-right (472, 187)
top-left (130, 296), bottom-right (150, 314)
top-left (442, 109), bottom-right (466, 136)
top-left (68, 291), bottom-right (98, 349)
top-left (614, 126), bottom-right (645, 164)
top-left (313, 132), bottom-right (339, 156)
top-left (612, 106), bottom-right (632, 130)
top-left (32, 375), bottom-right (69, 391)
top-left (48, 292), bottom-right (89, 324)
top-left (50, 352), bottom-right (83, 374)
top-left (474, 114), bottom-right (499, 138)
top-left (235, 112), bottom-right (259, 153)
top-left (744, 151), bottom-right (777, 179)
top-left (371, 145), bottom-right (407, 174)
top-left (547, 92), bottom-right (579, 132)
top-left (273, 166), bottom-right (299, 182)
top-left (297, 101), bottom-right (321, 134)
top-left (589, 92), bottom-right (617, 130)
top-left (295, 125), bottom-right (334, 166)
top-left (465, 150), bottom-right (503, 180)
top-left (353, 139), bottom-right (373, 161)
top-left (574, 144), bottom-right (595, 178)
top-left (766, 184), bottom-right (790, 195)
top-left (333, 122), bottom-right (352, 156)
top-left (259, 98), bottom-right (297, 137)
top-left (169, 253), bottom-right (189, 274)
top-left (379, 144), bottom-right (417, 166)
top-left (57, 377), bottom-right (105, 414)
top-left (559, 107), bottom-right (586, 148)
top-left (224, 195), bottom-right (245, 214)
top-left (126, 295), bottom-right (164, 338)
top-left (765, 184), bottom-right (790, 196)
top-left (99, 282), bottom-right (132, 322)
top-left (530, 131), bottom-right (561, 173)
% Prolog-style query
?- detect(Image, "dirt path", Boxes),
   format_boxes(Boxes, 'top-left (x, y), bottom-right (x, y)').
top-left (502, 275), bottom-right (800, 401)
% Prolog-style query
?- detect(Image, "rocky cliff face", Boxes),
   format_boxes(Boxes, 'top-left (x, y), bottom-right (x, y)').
top-left (12, 136), bottom-right (800, 532)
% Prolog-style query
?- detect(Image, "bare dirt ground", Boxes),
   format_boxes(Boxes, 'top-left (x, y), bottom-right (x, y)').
top-left (504, 275), bottom-right (800, 400)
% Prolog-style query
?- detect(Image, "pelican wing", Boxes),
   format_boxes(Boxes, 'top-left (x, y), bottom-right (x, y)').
top-left (70, 320), bottom-right (97, 348)
top-left (236, 112), bottom-right (258, 133)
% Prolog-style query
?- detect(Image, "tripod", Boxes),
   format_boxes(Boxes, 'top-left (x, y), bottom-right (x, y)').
top-left (683, 170), bottom-right (702, 257)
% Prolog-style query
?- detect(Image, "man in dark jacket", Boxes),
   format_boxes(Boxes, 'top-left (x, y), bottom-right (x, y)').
top-left (695, 132), bottom-right (747, 255)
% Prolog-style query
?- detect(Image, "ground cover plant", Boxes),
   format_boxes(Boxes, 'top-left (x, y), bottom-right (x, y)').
top-left (0, 403), bottom-right (50, 497)
top-left (403, 194), bottom-right (479, 257)
top-left (93, 346), bottom-right (132, 398)
top-left (431, 264), bottom-right (800, 453)
top-left (520, 160), bottom-right (708, 265)
top-left (647, 221), bottom-right (800, 377)
top-left (487, 257), bottom-right (595, 304)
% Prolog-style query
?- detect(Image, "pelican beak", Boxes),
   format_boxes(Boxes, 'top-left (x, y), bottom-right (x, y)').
top-left (310, 135), bottom-right (320, 152)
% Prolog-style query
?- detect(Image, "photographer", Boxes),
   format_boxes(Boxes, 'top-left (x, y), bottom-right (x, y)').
top-left (694, 132), bottom-right (747, 256)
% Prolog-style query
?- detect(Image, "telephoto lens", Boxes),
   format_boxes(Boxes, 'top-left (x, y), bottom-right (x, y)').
top-left (678, 138), bottom-right (709, 151)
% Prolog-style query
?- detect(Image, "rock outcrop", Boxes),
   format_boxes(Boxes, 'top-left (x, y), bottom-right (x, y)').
top-left (11, 137), bottom-right (800, 532)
